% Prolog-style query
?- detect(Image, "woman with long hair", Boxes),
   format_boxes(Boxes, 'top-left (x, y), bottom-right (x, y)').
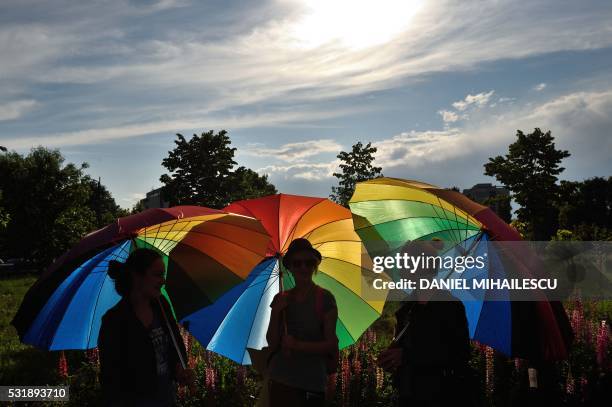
top-left (98, 248), bottom-right (194, 406)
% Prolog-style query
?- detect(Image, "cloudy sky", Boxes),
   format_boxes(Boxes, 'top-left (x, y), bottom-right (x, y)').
top-left (1, 0), bottom-right (611, 208)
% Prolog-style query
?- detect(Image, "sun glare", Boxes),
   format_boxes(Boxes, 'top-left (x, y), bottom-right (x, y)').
top-left (288, 0), bottom-right (424, 50)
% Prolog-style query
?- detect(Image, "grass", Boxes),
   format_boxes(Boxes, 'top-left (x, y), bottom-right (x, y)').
top-left (0, 273), bottom-right (60, 386)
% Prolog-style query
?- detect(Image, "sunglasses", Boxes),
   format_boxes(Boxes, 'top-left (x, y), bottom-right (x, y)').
top-left (290, 258), bottom-right (318, 269)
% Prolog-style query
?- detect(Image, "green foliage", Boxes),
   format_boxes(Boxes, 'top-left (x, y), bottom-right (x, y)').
top-left (227, 166), bottom-right (277, 204)
top-left (130, 199), bottom-right (146, 214)
top-left (0, 275), bottom-right (59, 386)
top-left (0, 191), bottom-right (9, 232)
top-left (483, 194), bottom-right (512, 223)
top-left (484, 128), bottom-right (570, 240)
top-left (510, 220), bottom-right (529, 239)
top-left (330, 141), bottom-right (383, 207)
top-left (552, 229), bottom-right (575, 242)
top-left (557, 177), bottom-right (612, 240)
top-left (0, 147), bottom-right (124, 268)
top-left (160, 130), bottom-right (276, 208)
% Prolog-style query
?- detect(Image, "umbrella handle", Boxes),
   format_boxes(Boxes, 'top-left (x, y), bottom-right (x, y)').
top-left (158, 298), bottom-right (187, 370)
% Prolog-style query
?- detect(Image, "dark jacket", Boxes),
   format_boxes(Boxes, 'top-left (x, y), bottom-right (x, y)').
top-left (393, 290), bottom-right (471, 402)
top-left (98, 295), bottom-right (187, 406)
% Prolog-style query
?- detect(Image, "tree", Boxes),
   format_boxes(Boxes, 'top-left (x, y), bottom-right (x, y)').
top-left (484, 128), bottom-right (570, 240)
top-left (131, 199), bottom-right (146, 214)
top-left (0, 191), bottom-right (9, 233)
top-left (557, 176), bottom-right (612, 240)
top-left (83, 177), bottom-right (129, 227)
top-left (483, 194), bottom-right (512, 223)
top-left (227, 166), bottom-right (277, 203)
top-left (0, 147), bottom-right (124, 268)
top-left (330, 141), bottom-right (383, 207)
top-left (160, 130), bottom-right (276, 208)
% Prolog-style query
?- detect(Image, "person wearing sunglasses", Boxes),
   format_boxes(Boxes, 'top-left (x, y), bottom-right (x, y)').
top-left (265, 238), bottom-right (339, 406)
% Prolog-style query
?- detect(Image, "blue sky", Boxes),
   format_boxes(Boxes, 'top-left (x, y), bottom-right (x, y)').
top-left (1, 0), bottom-right (611, 208)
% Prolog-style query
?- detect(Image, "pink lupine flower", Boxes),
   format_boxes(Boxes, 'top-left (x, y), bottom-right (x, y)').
top-left (236, 365), bottom-right (246, 387)
top-left (596, 320), bottom-right (610, 369)
top-left (58, 351), bottom-right (68, 379)
top-left (205, 366), bottom-right (217, 392)
top-left (571, 308), bottom-right (584, 342)
top-left (341, 355), bottom-right (350, 404)
top-left (579, 376), bottom-right (588, 401)
top-left (188, 353), bottom-right (196, 369)
top-left (375, 367), bottom-right (384, 391)
top-left (86, 347), bottom-right (99, 366)
top-left (485, 347), bottom-right (494, 395)
top-left (352, 355), bottom-right (362, 376)
top-left (565, 368), bottom-right (575, 395)
top-left (177, 385), bottom-right (186, 400)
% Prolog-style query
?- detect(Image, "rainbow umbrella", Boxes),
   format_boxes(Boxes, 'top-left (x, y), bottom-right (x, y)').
top-left (349, 177), bottom-right (572, 360)
top-left (12, 206), bottom-right (271, 350)
top-left (181, 194), bottom-right (386, 364)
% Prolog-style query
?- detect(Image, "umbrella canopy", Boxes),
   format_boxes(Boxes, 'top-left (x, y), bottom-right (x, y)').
top-left (12, 206), bottom-right (271, 351)
top-left (349, 177), bottom-right (572, 360)
top-left (181, 194), bottom-right (386, 364)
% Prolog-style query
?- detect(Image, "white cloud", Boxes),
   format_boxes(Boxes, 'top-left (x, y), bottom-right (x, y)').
top-left (243, 139), bottom-right (341, 162)
top-left (121, 192), bottom-right (147, 205)
top-left (378, 88), bottom-right (612, 179)
top-left (373, 129), bottom-right (469, 168)
top-left (0, 99), bottom-right (37, 121)
top-left (438, 109), bottom-right (459, 123)
top-left (258, 160), bottom-right (339, 180)
top-left (2, 1), bottom-right (612, 147)
top-left (451, 91), bottom-right (495, 111)
top-left (534, 83), bottom-right (547, 91)
top-left (264, 87), bottom-right (612, 186)
top-left (1, 107), bottom-right (356, 149)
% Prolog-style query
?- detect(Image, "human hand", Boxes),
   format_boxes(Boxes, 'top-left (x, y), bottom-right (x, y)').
top-left (175, 364), bottom-right (196, 392)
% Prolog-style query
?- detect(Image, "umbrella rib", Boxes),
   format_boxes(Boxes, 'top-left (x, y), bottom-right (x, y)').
top-left (239, 260), bottom-right (278, 359)
top-left (415, 229), bottom-right (478, 245)
top-left (158, 217), bottom-right (186, 254)
top-left (352, 214), bottom-right (473, 231)
top-left (450, 202), bottom-right (470, 246)
top-left (297, 216), bottom-right (354, 243)
top-left (278, 199), bottom-right (325, 249)
top-left (154, 228), bottom-right (270, 260)
top-left (425, 204), bottom-right (457, 244)
top-left (308, 238), bottom-right (362, 247)
top-left (87, 255), bottom-right (117, 348)
top-left (432, 196), bottom-right (461, 243)
top-left (228, 266), bottom-right (280, 293)
top-left (155, 216), bottom-right (201, 254)
top-left (115, 239), bottom-right (132, 259)
top-left (146, 217), bottom-right (271, 259)
top-left (354, 198), bottom-right (474, 219)
top-left (317, 262), bottom-right (382, 316)
top-left (353, 215), bottom-right (476, 239)
top-left (159, 216), bottom-right (195, 254)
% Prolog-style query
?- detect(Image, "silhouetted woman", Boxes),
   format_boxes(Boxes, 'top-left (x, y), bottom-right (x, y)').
top-left (98, 248), bottom-right (194, 406)
top-left (378, 239), bottom-right (473, 406)
top-left (266, 238), bottom-right (339, 406)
